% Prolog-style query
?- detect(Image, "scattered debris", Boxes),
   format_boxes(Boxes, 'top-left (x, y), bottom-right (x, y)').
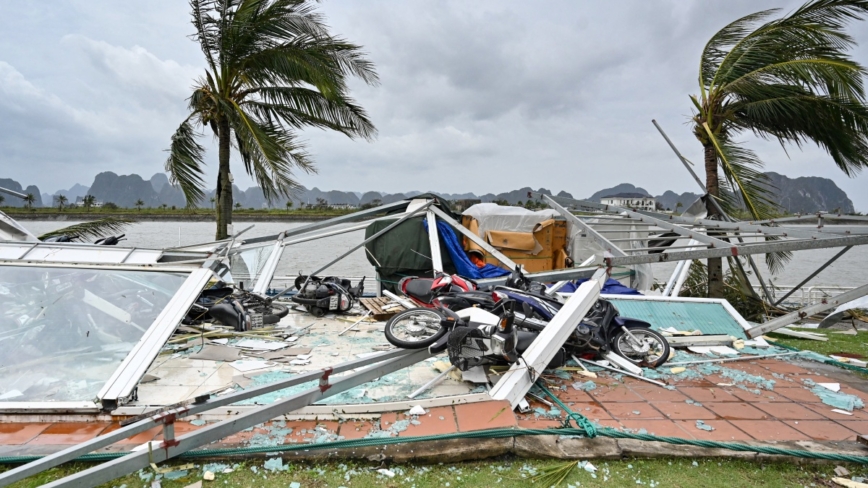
top-left (263, 457), bottom-right (289, 472)
top-left (229, 359), bottom-right (274, 372)
top-left (408, 405), bottom-right (427, 416)
top-left (832, 477), bottom-right (868, 488)
top-left (188, 345), bottom-right (243, 361)
top-left (695, 420), bottom-right (714, 432)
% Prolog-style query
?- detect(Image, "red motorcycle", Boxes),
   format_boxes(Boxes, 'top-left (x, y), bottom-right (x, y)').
top-left (396, 273), bottom-right (478, 308)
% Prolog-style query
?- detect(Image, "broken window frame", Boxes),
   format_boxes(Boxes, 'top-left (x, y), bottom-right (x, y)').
top-left (0, 243), bottom-right (224, 412)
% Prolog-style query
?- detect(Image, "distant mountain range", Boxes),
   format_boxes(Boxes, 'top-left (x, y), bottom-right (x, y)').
top-left (0, 170), bottom-right (856, 214)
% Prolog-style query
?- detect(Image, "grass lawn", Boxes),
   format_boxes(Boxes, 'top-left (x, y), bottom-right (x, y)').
top-left (769, 326), bottom-right (868, 359)
top-left (2, 456), bottom-right (862, 488)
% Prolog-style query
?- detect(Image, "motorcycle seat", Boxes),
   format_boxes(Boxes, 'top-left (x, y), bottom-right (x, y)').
top-left (516, 331), bottom-right (538, 351)
top-left (403, 279), bottom-right (435, 304)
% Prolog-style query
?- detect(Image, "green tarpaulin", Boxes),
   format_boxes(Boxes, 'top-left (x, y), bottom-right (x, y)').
top-left (364, 217), bottom-right (457, 293)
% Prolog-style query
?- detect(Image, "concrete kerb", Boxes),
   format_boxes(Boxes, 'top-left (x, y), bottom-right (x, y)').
top-left (118, 434), bottom-right (867, 466)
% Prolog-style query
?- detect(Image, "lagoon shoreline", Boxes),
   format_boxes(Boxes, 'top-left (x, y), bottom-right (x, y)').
top-left (3, 211), bottom-right (338, 222)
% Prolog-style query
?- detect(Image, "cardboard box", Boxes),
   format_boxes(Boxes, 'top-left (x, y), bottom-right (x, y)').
top-left (461, 216), bottom-right (569, 273)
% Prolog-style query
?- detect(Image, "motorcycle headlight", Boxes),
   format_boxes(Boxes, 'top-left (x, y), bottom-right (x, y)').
top-left (491, 331), bottom-right (517, 359)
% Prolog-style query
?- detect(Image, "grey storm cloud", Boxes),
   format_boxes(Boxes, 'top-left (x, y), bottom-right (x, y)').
top-left (1, 0), bottom-right (867, 210)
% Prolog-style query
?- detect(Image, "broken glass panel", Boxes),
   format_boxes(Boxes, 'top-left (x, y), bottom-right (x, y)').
top-left (0, 265), bottom-right (187, 403)
top-left (228, 244), bottom-right (275, 289)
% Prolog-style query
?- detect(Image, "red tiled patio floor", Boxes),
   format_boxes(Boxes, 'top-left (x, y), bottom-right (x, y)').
top-left (454, 400), bottom-right (518, 432)
top-left (3, 359), bottom-right (868, 455)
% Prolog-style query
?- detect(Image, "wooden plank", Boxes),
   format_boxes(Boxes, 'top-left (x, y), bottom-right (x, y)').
top-left (360, 297), bottom-right (406, 321)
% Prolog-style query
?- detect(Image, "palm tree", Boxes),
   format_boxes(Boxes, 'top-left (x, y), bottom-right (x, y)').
top-left (165, 0), bottom-right (378, 239)
top-left (210, 197), bottom-right (216, 209)
top-left (693, 0), bottom-right (868, 297)
top-left (82, 195), bottom-right (96, 212)
top-left (285, 200), bottom-right (293, 212)
top-left (0, 195), bottom-right (5, 207)
top-left (55, 195), bottom-right (68, 212)
top-left (135, 199), bottom-right (145, 211)
top-left (23, 193), bottom-right (35, 210)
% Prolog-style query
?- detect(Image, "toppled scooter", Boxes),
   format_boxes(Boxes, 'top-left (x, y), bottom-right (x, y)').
top-left (183, 284), bottom-right (289, 331)
top-left (385, 268), bottom-right (671, 369)
top-left (291, 275), bottom-right (365, 317)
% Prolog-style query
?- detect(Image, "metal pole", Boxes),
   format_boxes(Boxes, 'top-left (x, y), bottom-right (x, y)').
top-left (773, 246), bottom-right (853, 306)
top-left (746, 282), bottom-right (868, 338)
top-left (338, 311), bottom-right (373, 336)
top-left (42, 349), bottom-right (431, 488)
top-left (271, 202), bottom-right (432, 299)
top-left (241, 200), bottom-right (411, 245)
top-left (426, 210), bottom-right (443, 272)
top-left (0, 186), bottom-right (27, 199)
top-left (544, 195), bottom-right (627, 258)
top-left (407, 365), bottom-right (457, 399)
top-left (0, 348), bottom-right (414, 486)
top-left (651, 119), bottom-right (706, 191)
top-left (666, 352), bottom-right (800, 367)
top-left (652, 119), bottom-right (775, 303)
top-left (429, 206), bottom-right (517, 270)
top-left (577, 358), bottom-right (666, 388)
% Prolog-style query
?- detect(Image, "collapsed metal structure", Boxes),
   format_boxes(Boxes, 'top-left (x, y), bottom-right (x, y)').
top-left (3, 120), bottom-right (868, 484)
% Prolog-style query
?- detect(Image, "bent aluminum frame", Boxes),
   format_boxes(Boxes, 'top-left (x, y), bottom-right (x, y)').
top-left (34, 349), bottom-right (431, 488)
top-left (746, 283), bottom-right (868, 338)
top-left (0, 349), bottom-right (427, 487)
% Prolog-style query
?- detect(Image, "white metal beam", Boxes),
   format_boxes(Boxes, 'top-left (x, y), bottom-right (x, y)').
top-left (544, 195), bottom-right (627, 257)
top-left (746, 283), bottom-right (868, 338)
top-left (489, 269), bottom-right (605, 408)
top-left (97, 267), bottom-right (216, 407)
top-left (427, 210), bottom-right (443, 272)
top-left (251, 233), bottom-right (286, 295)
top-left (429, 206), bottom-right (517, 270)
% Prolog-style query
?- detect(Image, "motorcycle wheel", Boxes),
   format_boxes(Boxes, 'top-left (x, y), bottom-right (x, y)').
top-left (611, 327), bottom-right (670, 368)
top-left (309, 306), bottom-right (325, 318)
top-left (384, 308), bottom-right (447, 349)
top-left (241, 298), bottom-right (290, 325)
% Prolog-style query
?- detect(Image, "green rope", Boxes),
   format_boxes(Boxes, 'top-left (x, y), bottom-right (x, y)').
top-left (533, 380), bottom-right (868, 464)
top-left (4, 425), bottom-right (868, 467)
top-left (5, 369), bottom-right (868, 469)
top-left (4, 422), bottom-right (868, 467)
top-left (536, 382), bottom-right (599, 437)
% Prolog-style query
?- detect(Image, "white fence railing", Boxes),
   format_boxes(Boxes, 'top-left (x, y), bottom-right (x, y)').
top-left (753, 285), bottom-right (857, 307)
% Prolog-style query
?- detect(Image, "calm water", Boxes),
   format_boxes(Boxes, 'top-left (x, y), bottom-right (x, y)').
top-left (20, 220), bottom-right (868, 288)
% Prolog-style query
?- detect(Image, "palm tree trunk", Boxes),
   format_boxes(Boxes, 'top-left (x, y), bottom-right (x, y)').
top-left (215, 118), bottom-right (233, 240)
top-left (704, 143), bottom-right (725, 298)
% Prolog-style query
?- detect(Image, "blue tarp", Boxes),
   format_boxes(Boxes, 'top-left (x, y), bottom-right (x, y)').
top-left (558, 278), bottom-right (642, 295)
top-left (423, 220), bottom-right (511, 279)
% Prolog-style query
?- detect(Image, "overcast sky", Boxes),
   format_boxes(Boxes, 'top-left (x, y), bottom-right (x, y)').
top-left (1, 1), bottom-right (867, 210)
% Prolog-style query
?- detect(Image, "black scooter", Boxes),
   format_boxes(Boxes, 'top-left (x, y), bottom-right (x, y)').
top-left (291, 275), bottom-right (365, 317)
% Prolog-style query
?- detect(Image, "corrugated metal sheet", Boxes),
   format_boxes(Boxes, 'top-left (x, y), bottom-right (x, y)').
top-left (607, 298), bottom-right (747, 339)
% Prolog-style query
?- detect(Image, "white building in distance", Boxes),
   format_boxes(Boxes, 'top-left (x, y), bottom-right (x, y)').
top-left (600, 193), bottom-right (656, 212)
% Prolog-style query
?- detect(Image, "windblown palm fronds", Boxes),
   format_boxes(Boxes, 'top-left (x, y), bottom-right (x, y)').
top-left (38, 218), bottom-right (135, 242)
top-left (166, 0), bottom-right (378, 239)
top-left (693, 0), bottom-right (868, 297)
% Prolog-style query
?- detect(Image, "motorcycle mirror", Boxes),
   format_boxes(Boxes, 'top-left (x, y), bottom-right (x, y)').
top-left (440, 307), bottom-right (461, 322)
top-left (498, 300), bottom-right (515, 333)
